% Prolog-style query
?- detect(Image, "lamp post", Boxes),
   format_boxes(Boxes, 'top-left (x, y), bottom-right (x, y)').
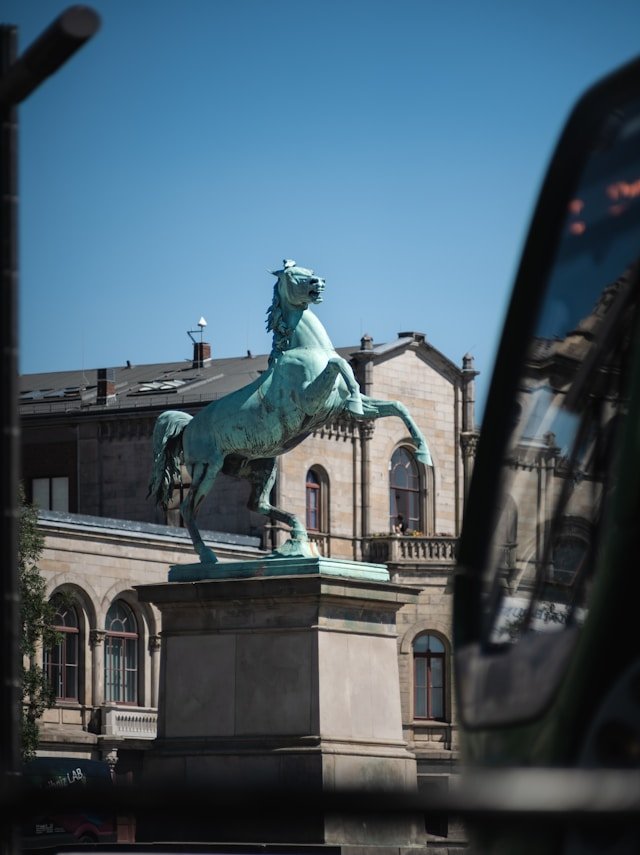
top-left (0, 7), bottom-right (100, 851)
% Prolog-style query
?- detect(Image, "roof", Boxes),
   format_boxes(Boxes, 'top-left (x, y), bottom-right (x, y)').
top-left (20, 352), bottom-right (272, 415)
top-left (38, 509), bottom-right (262, 552)
top-left (19, 333), bottom-right (463, 416)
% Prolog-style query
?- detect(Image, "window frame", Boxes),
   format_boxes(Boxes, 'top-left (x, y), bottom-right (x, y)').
top-left (104, 600), bottom-right (139, 706)
top-left (389, 446), bottom-right (423, 533)
top-left (31, 476), bottom-right (69, 513)
top-left (44, 599), bottom-right (80, 703)
top-left (413, 632), bottom-right (446, 721)
top-left (305, 466), bottom-right (329, 533)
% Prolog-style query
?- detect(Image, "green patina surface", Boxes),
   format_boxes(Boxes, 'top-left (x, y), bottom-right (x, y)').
top-left (168, 555), bottom-right (390, 583)
top-left (149, 260), bottom-right (432, 572)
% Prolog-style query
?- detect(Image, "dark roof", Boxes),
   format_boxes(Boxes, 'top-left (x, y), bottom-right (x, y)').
top-left (19, 346), bottom-right (355, 415)
top-left (37, 509), bottom-right (262, 551)
top-left (19, 333), bottom-right (463, 416)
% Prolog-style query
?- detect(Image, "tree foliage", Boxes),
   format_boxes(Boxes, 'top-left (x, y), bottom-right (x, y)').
top-left (19, 488), bottom-right (60, 761)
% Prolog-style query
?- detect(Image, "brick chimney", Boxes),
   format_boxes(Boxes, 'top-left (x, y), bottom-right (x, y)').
top-left (192, 341), bottom-right (211, 369)
top-left (96, 368), bottom-right (116, 405)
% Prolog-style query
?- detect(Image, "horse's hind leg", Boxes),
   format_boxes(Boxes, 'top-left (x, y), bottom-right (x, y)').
top-left (181, 458), bottom-right (223, 564)
top-left (246, 458), bottom-right (316, 557)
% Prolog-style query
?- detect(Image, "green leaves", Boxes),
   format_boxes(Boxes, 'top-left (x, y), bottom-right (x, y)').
top-left (19, 486), bottom-right (60, 761)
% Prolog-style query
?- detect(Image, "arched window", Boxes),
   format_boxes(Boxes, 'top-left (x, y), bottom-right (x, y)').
top-left (413, 633), bottom-right (445, 720)
top-left (105, 600), bottom-right (138, 705)
top-left (306, 470), bottom-right (320, 531)
top-left (306, 467), bottom-right (328, 532)
top-left (389, 447), bottom-right (421, 532)
top-left (44, 598), bottom-right (79, 702)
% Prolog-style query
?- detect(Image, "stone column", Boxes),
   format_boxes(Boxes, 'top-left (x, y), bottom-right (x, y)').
top-left (148, 634), bottom-right (161, 709)
top-left (460, 431), bottom-right (479, 505)
top-left (460, 353), bottom-right (480, 508)
top-left (89, 629), bottom-right (105, 707)
top-left (354, 335), bottom-right (376, 559)
top-left (359, 422), bottom-right (375, 549)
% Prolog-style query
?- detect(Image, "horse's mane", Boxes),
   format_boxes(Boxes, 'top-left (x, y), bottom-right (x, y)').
top-left (266, 279), bottom-right (292, 365)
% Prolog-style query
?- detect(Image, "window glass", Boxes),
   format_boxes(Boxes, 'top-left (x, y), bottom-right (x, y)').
top-left (413, 633), bottom-right (446, 720)
top-left (305, 469), bottom-right (320, 531)
top-left (105, 601), bottom-right (138, 705)
top-left (32, 478), bottom-right (50, 510)
top-left (390, 447), bottom-right (421, 531)
top-left (51, 477), bottom-right (69, 512)
top-left (44, 600), bottom-right (79, 702)
top-left (483, 103), bottom-right (640, 647)
top-left (31, 476), bottom-right (69, 512)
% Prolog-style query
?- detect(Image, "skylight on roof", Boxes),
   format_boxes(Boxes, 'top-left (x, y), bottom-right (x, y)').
top-left (134, 379), bottom-right (187, 394)
top-left (21, 387), bottom-right (81, 401)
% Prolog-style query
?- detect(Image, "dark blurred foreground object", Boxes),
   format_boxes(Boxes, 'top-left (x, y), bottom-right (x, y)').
top-left (7, 772), bottom-right (640, 852)
top-left (1, 7), bottom-right (99, 854)
top-left (454, 50), bottom-right (640, 855)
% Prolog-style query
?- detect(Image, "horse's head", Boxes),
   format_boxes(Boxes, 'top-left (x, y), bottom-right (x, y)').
top-left (272, 259), bottom-right (325, 309)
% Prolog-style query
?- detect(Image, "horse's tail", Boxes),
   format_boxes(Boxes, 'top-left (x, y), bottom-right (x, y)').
top-left (147, 410), bottom-right (193, 510)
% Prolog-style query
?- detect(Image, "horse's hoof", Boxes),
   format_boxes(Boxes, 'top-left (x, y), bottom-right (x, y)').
top-left (199, 548), bottom-right (219, 565)
top-left (346, 395), bottom-right (364, 416)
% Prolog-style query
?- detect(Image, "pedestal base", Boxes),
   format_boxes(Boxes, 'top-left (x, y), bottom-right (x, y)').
top-left (136, 570), bottom-right (424, 848)
top-left (168, 555), bottom-right (390, 583)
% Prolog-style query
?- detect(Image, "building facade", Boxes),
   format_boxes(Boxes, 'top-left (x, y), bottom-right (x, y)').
top-left (20, 331), bottom-right (478, 847)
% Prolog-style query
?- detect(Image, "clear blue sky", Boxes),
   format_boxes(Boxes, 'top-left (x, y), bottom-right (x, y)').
top-left (5, 0), bottom-right (640, 415)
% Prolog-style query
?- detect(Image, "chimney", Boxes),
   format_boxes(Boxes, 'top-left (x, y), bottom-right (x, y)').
top-left (192, 341), bottom-right (211, 369)
top-left (96, 368), bottom-right (116, 405)
top-left (360, 333), bottom-right (374, 351)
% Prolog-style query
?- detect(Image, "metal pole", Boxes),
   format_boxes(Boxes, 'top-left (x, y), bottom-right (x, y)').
top-left (0, 8), bottom-right (99, 852)
top-left (0, 25), bottom-right (20, 855)
top-left (0, 6), bottom-right (100, 108)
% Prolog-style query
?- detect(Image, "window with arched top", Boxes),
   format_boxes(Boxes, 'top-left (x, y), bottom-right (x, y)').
top-left (413, 633), bottom-right (446, 720)
top-left (104, 600), bottom-right (138, 705)
top-left (389, 446), bottom-right (422, 532)
top-left (44, 598), bottom-right (79, 702)
top-left (306, 466), bottom-right (329, 532)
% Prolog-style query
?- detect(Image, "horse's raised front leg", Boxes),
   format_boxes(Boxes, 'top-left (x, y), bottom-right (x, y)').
top-left (181, 457), bottom-right (223, 564)
top-left (245, 457), bottom-right (319, 559)
top-left (300, 357), bottom-right (363, 416)
top-left (354, 397), bottom-right (433, 466)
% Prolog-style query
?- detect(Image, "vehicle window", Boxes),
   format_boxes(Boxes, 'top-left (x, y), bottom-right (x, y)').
top-left (483, 102), bottom-right (640, 648)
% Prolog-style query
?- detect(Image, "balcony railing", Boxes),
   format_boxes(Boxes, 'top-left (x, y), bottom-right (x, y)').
top-left (363, 535), bottom-right (458, 565)
top-left (102, 706), bottom-right (157, 740)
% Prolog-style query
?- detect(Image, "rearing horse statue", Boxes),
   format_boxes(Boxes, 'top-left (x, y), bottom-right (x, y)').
top-left (148, 260), bottom-right (432, 564)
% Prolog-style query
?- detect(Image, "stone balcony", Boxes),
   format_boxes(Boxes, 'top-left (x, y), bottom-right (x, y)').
top-left (362, 535), bottom-right (458, 566)
top-left (101, 706), bottom-right (157, 740)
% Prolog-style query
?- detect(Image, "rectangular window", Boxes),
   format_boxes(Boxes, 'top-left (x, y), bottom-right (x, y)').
top-left (32, 476), bottom-right (69, 512)
top-left (105, 637), bottom-right (137, 704)
top-left (414, 658), bottom-right (428, 717)
top-left (44, 635), bottom-right (78, 702)
top-left (414, 653), bottom-right (445, 720)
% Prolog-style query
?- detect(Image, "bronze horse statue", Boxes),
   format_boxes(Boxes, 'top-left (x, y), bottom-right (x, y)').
top-left (149, 260), bottom-right (432, 563)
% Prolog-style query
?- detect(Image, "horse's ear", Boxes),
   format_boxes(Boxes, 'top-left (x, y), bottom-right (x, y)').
top-left (269, 269), bottom-right (279, 276)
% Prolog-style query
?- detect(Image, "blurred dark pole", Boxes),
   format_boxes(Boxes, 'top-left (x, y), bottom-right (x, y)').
top-left (0, 8), bottom-right (99, 853)
top-left (0, 27), bottom-right (20, 855)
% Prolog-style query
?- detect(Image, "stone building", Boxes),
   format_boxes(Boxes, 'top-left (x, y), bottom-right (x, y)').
top-left (20, 330), bottom-right (479, 846)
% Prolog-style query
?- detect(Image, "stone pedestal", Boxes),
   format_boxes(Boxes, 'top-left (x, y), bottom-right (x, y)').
top-left (136, 558), bottom-right (424, 850)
